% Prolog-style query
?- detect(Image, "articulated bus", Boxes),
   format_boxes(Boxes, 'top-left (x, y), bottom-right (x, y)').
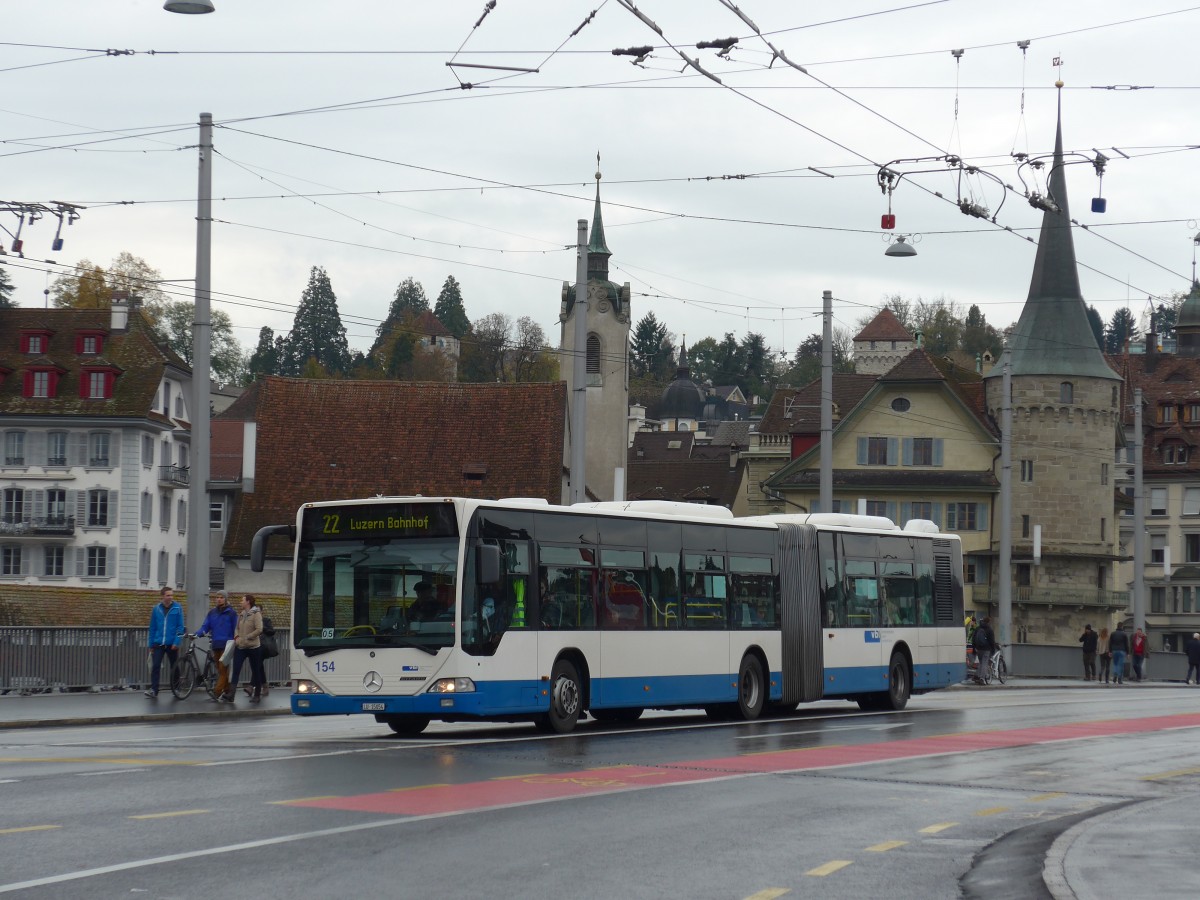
top-left (251, 496), bottom-right (965, 735)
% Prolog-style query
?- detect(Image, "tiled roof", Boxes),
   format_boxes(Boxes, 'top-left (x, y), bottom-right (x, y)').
top-left (757, 375), bottom-right (877, 435)
top-left (626, 459), bottom-right (745, 509)
top-left (629, 431), bottom-right (695, 463)
top-left (223, 377), bottom-right (566, 557)
top-left (705, 420), bottom-right (754, 449)
top-left (210, 419), bottom-right (245, 482)
top-left (881, 349), bottom-right (997, 437)
top-left (0, 307), bottom-right (184, 420)
top-left (854, 307), bottom-right (914, 342)
top-left (414, 309), bottom-right (451, 337)
top-left (1117, 353), bottom-right (1200, 479)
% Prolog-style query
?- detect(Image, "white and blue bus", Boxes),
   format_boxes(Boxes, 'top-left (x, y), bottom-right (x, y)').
top-left (251, 496), bottom-right (965, 734)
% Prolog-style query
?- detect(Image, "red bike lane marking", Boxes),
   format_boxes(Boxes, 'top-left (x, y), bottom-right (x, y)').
top-left (287, 712), bottom-right (1200, 817)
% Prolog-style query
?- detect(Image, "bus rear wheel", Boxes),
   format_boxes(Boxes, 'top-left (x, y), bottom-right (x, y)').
top-left (859, 652), bottom-right (910, 711)
top-left (537, 659), bottom-right (582, 734)
top-left (736, 654), bottom-right (766, 721)
top-left (381, 716), bottom-right (430, 736)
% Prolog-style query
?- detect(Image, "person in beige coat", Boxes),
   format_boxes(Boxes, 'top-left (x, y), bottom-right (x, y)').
top-left (1097, 627), bottom-right (1112, 684)
top-left (225, 595), bottom-right (264, 703)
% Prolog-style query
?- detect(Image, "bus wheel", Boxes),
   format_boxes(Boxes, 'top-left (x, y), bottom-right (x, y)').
top-left (383, 716), bottom-right (430, 736)
top-left (885, 653), bottom-right (911, 710)
top-left (539, 659), bottom-right (581, 734)
top-left (736, 655), bottom-right (766, 721)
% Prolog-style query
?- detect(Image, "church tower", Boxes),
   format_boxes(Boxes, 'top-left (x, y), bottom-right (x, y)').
top-left (560, 162), bottom-right (632, 501)
top-left (983, 88), bottom-right (1123, 643)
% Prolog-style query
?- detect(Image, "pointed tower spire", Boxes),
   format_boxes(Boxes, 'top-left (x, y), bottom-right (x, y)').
top-left (677, 336), bottom-right (689, 376)
top-left (999, 82), bottom-right (1117, 381)
top-left (587, 152), bottom-right (612, 280)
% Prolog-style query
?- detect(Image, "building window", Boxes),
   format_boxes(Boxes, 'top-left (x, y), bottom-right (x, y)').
top-left (868, 437), bottom-right (889, 465)
top-left (1101, 518), bottom-right (1106, 541)
top-left (1184, 488), bottom-right (1200, 516)
top-left (85, 371), bottom-right (110, 399)
top-left (1098, 565), bottom-right (1107, 590)
top-left (160, 440), bottom-right (171, 466)
top-left (26, 335), bottom-right (44, 354)
top-left (904, 437), bottom-right (941, 467)
top-left (209, 499), bottom-right (225, 530)
top-left (159, 493), bottom-right (171, 530)
top-left (1022, 515), bottom-right (1030, 538)
top-left (1016, 564), bottom-right (1031, 586)
top-left (4, 431), bottom-right (25, 466)
top-left (865, 500), bottom-right (888, 517)
top-left (947, 502), bottom-right (983, 531)
top-left (586, 334), bottom-right (600, 374)
top-left (1060, 382), bottom-right (1074, 404)
top-left (1150, 586), bottom-right (1165, 614)
top-left (45, 488), bottom-right (66, 526)
top-left (87, 489), bottom-right (109, 527)
top-left (1188, 403), bottom-right (1200, 423)
top-left (964, 558), bottom-right (988, 584)
top-left (140, 491), bottom-right (152, 527)
top-left (858, 436), bottom-right (897, 466)
top-left (86, 546), bottom-right (107, 577)
top-left (1020, 459), bottom-right (1034, 482)
top-left (910, 501), bottom-right (932, 521)
top-left (162, 382), bottom-right (171, 416)
top-left (2, 487), bottom-right (24, 525)
top-left (1187, 534), bottom-right (1200, 564)
top-left (157, 550), bottom-right (168, 585)
top-left (81, 335), bottom-right (98, 354)
top-left (891, 397), bottom-right (911, 413)
top-left (1159, 404), bottom-right (1176, 424)
top-left (30, 371), bottom-right (50, 398)
top-left (1165, 444), bottom-right (1188, 465)
top-left (1121, 486), bottom-right (1135, 517)
top-left (89, 432), bottom-right (110, 467)
top-left (1151, 488), bottom-right (1168, 516)
top-left (1, 546), bottom-right (21, 576)
top-left (141, 436), bottom-right (154, 467)
top-left (175, 552), bottom-right (186, 588)
top-left (178, 498), bottom-right (188, 533)
top-left (175, 395), bottom-right (185, 418)
top-left (1101, 463), bottom-right (1109, 486)
top-left (139, 547), bottom-right (151, 582)
top-left (44, 545), bottom-right (64, 577)
top-left (1150, 533), bottom-right (1166, 565)
top-left (47, 431), bottom-right (67, 467)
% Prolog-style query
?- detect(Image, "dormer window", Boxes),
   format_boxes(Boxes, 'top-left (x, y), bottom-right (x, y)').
top-left (19, 330), bottom-right (52, 355)
top-left (1164, 444), bottom-right (1189, 465)
top-left (1159, 404), bottom-right (1177, 424)
top-left (74, 330), bottom-right (106, 355)
top-left (22, 366), bottom-right (63, 399)
top-left (80, 366), bottom-right (118, 400)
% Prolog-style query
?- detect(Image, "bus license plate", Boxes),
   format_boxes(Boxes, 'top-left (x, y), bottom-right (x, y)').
top-left (361, 703), bottom-right (386, 711)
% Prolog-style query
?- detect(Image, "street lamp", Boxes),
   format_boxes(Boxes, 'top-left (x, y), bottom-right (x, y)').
top-left (164, 1), bottom-right (215, 12)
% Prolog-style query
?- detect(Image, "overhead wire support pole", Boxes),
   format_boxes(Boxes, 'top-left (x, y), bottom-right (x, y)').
top-left (569, 219), bottom-right (588, 505)
top-left (186, 111), bottom-right (213, 633)
top-left (1133, 387), bottom-right (1145, 632)
top-left (820, 290), bottom-right (833, 514)
top-left (999, 346), bottom-right (1012, 663)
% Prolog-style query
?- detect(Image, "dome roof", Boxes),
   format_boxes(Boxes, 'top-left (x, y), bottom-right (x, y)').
top-left (1176, 281), bottom-right (1200, 330)
top-left (661, 377), bottom-right (705, 419)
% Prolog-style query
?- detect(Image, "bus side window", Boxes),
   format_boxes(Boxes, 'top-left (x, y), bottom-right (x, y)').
top-left (685, 571), bottom-right (727, 629)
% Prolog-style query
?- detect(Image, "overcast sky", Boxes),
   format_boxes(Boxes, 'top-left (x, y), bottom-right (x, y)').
top-left (4, 1), bottom-right (1198, 362)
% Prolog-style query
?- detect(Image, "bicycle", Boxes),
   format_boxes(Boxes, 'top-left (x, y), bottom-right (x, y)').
top-left (979, 645), bottom-right (1008, 685)
top-left (171, 634), bottom-right (219, 700)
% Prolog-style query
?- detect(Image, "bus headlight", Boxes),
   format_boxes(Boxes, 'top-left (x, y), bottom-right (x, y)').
top-left (428, 678), bottom-right (475, 693)
top-left (296, 680), bottom-right (325, 694)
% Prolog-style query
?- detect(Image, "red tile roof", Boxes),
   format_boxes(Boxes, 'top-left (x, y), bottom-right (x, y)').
top-left (757, 375), bottom-right (877, 435)
top-left (223, 376), bottom-right (566, 557)
top-left (854, 307), bottom-right (914, 342)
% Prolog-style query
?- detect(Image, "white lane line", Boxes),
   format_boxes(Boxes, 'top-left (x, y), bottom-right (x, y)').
top-left (77, 769), bottom-right (148, 777)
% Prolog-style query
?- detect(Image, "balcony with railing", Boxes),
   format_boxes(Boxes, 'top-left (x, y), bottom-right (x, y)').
top-left (0, 515), bottom-right (76, 537)
top-left (971, 584), bottom-right (1130, 610)
top-left (158, 465), bottom-right (190, 488)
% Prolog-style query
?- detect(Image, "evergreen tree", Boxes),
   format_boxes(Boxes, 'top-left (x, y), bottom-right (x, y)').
top-left (433, 276), bottom-right (470, 338)
top-left (248, 326), bottom-right (279, 379)
top-left (0, 267), bottom-right (15, 308)
top-left (962, 304), bottom-right (1003, 358)
top-left (286, 266), bottom-right (351, 376)
top-left (1106, 307), bottom-right (1137, 354)
top-left (1085, 305), bottom-right (1105, 350)
top-left (371, 276), bottom-right (428, 359)
top-left (740, 332), bottom-right (772, 401)
top-left (712, 333), bottom-right (745, 387)
top-left (630, 312), bottom-right (673, 379)
top-left (784, 331), bottom-right (855, 386)
top-left (687, 337), bottom-right (719, 384)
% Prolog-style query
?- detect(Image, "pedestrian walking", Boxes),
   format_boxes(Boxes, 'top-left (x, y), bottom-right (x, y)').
top-left (194, 590), bottom-right (238, 702)
top-left (145, 586), bottom-right (184, 698)
top-left (1131, 627), bottom-right (1150, 681)
top-left (1185, 633), bottom-right (1200, 686)
top-left (971, 616), bottom-right (997, 684)
top-left (225, 595), bottom-right (265, 703)
top-left (1079, 624), bottom-right (1098, 681)
top-left (1097, 627), bottom-right (1112, 684)
top-left (1109, 623), bottom-right (1130, 684)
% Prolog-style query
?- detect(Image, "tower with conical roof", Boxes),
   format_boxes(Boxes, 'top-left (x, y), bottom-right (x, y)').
top-left (983, 88), bottom-right (1123, 643)
top-left (560, 159), bottom-right (632, 500)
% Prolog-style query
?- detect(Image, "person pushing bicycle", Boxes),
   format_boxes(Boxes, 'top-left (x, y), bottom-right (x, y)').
top-left (194, 590), bottom-right (238, 702)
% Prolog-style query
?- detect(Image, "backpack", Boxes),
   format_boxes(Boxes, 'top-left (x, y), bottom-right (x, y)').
top-left (259, 615), bottom-right (279, 659)
top-left (261, 615), bottom-right (275, 637)
top-left (972, 626), bottom-right (989, 652)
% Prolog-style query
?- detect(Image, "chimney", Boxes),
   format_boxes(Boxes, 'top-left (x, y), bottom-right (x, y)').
top-left (110, 294), bottom-right (129, 332)
top-left (729, 442), bottom-right (740, 469)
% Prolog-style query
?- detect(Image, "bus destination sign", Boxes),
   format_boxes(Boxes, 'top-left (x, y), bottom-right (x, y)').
top-left (301, 502), bottom-right (458, 540)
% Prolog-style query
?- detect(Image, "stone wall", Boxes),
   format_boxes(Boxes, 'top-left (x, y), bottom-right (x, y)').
top-left (0, 585), bottom-right (290, 628)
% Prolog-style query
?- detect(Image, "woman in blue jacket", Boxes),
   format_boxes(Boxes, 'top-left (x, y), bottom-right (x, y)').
top-left (146, 586), bottom-right (184, 697)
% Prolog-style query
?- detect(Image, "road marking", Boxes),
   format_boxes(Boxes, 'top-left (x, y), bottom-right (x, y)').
top-left (1139, 767), bottom-right (1200, 781)
top-left (1028, 792), bottom-right (1065, 801)
top-left (919, 822), bottom-right (958, 834)
top-left (0, 825), bottom-right (61, 835)
top-left (743, 890), bottom-right (790, 899)
top-left (806, 860), bottom-right (852, 877)
top-left (975, 807), bottom-right (1009, 817)
top-left (865, 840), bottom-right (907, 852)
top-left (0, 779), bottom-right (19, 784)
top-left (128, 809), bottom-right (210, 820)
top-left (77, 769), bottom-right (148, 777)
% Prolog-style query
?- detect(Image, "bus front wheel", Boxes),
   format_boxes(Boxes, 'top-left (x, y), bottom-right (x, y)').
top-left (736, 655), bottom-right (766, 721)
top-left (537, 659), bottom-right (582, 734)
top-left (382, 716), bottom-right (430, 736)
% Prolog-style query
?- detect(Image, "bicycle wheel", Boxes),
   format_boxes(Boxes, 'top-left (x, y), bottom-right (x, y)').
top-left (995, 657), bottom-right (1007, 684)
top-left (173, 656), bottom-right (197, 700)
top-left (200, 656), bottom-right (218, 699)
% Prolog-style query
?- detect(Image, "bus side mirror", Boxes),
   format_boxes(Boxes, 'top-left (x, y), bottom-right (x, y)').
top-left (251, 523), bottom-right (295, 572)
top-left (476, 544), bottom-right (501, 584)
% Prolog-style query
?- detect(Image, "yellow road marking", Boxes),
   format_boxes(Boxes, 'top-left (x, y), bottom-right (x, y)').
top-left (1140, 767), bottom-right (1200, 781)
top-left (743, 890), bottom-right (790, 899)
top-left (975, 807), bottom-right (1009, 817)
top-left (806, 860), bottom-right (852, 877)
top-left (0, 825), bottom-right (61, 835)
top-left (269, 796), bottom-right (341, 804)
top-left (1029, 792), bottom-right (1066, 801)
top-left (129, 809), bottom-right (210, 820)
top-left (866, 840), bottom-right (907, 852)
top-left (388, 784), bottom-right (450, 792)
top-left (919, 822), bottom-right (958, 834)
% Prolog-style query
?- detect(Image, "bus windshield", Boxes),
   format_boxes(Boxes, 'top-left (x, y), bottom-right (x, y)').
top-left (294, 502), bottom-right (460, 653)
